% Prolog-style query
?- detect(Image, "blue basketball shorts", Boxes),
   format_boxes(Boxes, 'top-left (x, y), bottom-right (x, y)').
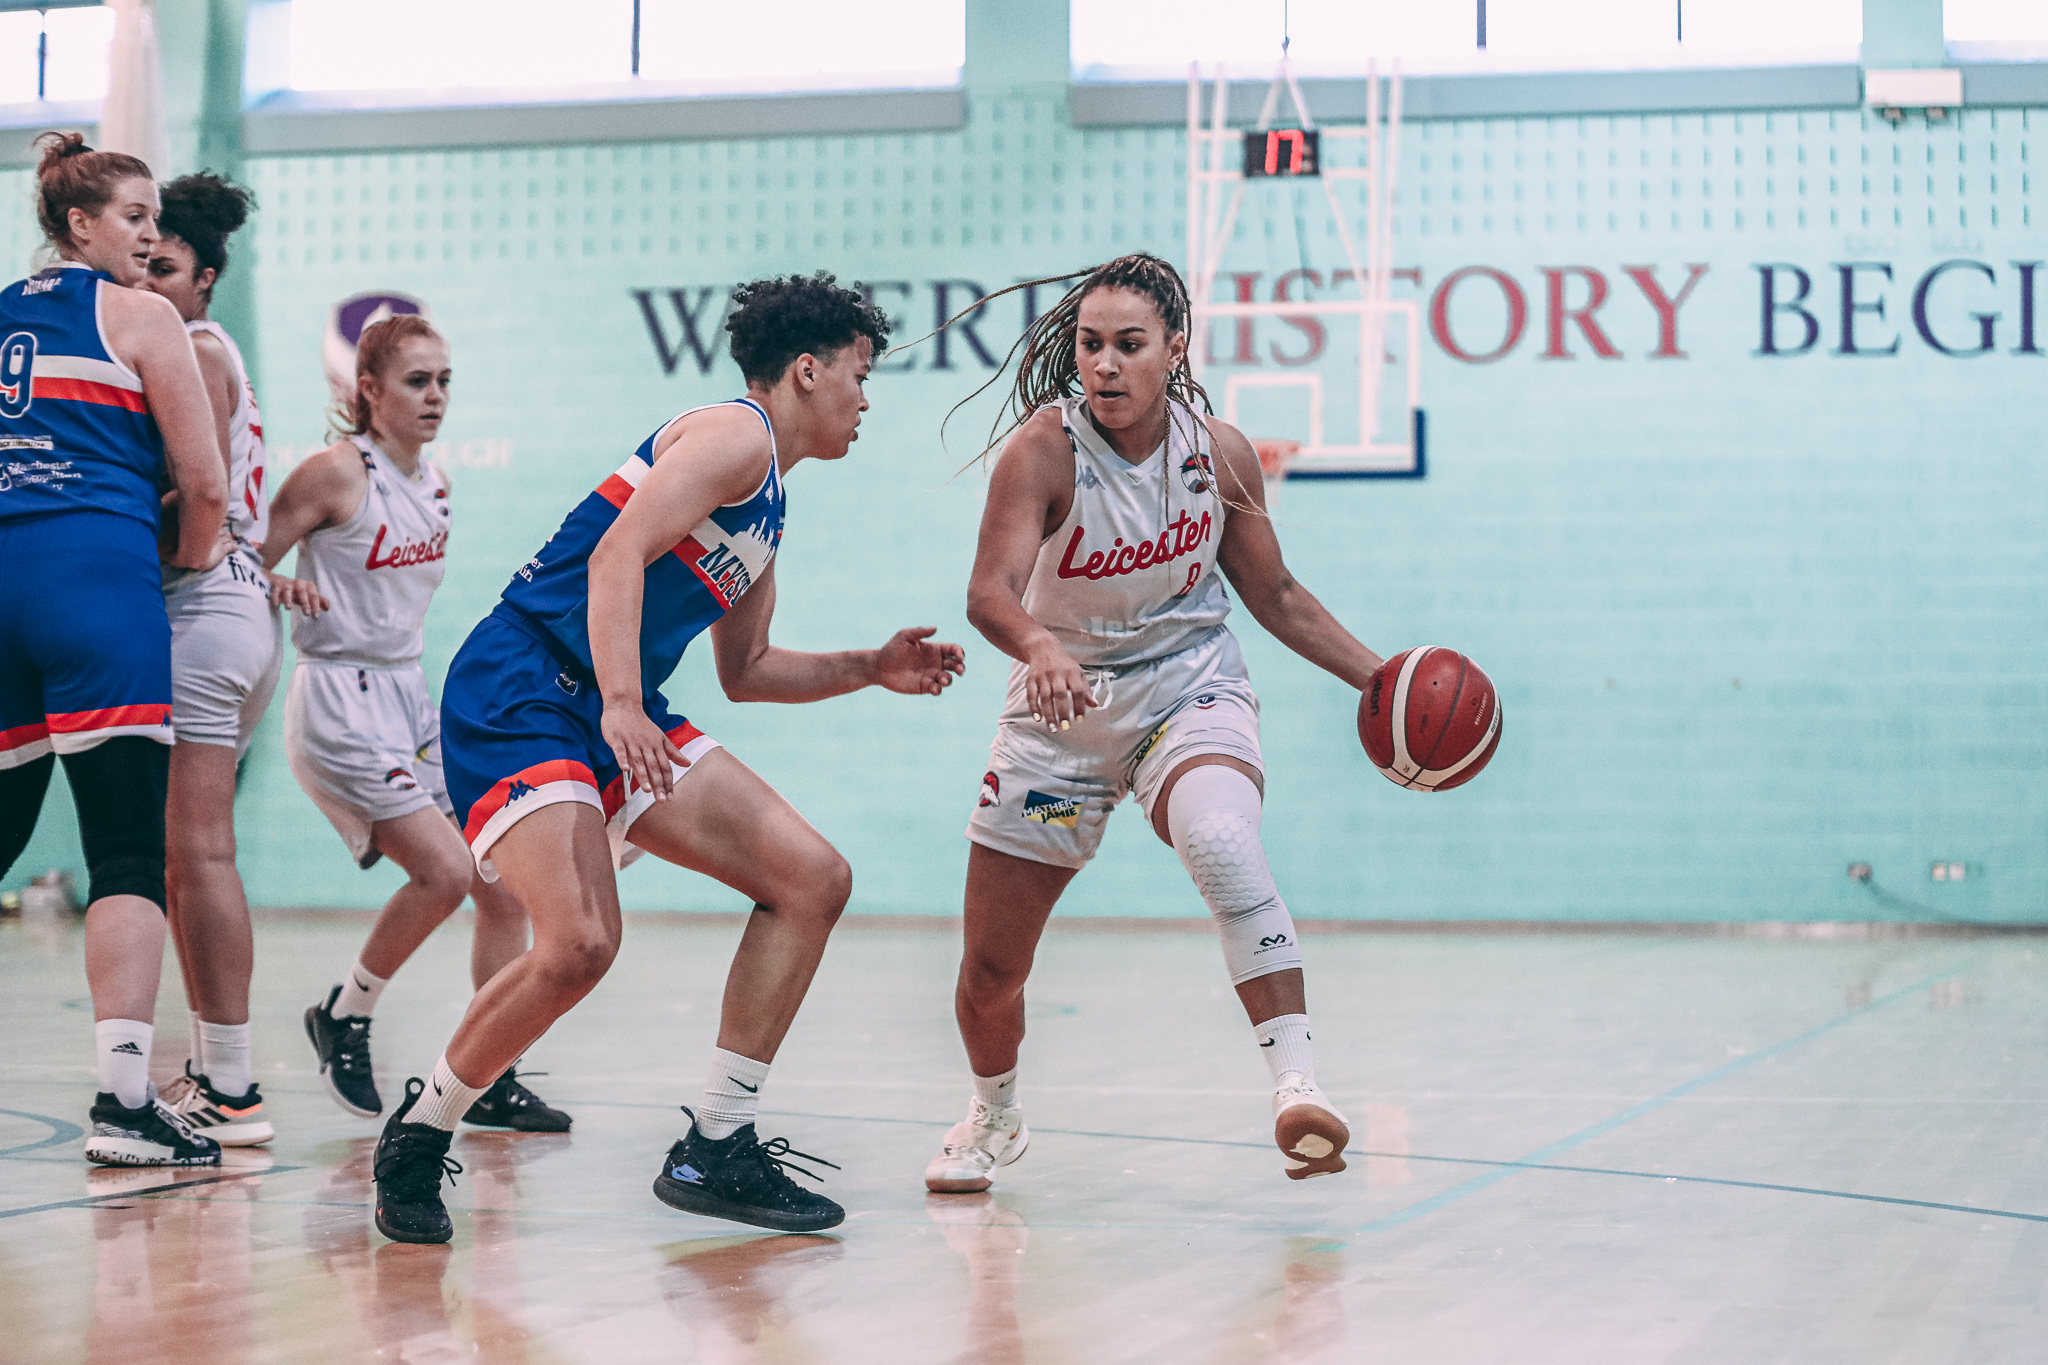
top-left (0, 511), bottom-right (173, 770)
top-left (442, 605), bottom-right (721, 881)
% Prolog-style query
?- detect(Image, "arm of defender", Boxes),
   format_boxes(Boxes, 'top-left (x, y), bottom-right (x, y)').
top-left (964, 410), bottom-right (1097, 730)
top-left (115, 289), bottom-right (227, 570)
top-left (1208, 418), bottom-right (1384, 691)
top-left (710, 560), bottom-right (965, 704)
top-left (587, 406), bottom-right (771, 801)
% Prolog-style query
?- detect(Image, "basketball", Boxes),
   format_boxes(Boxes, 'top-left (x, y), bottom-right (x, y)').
top-left (1359, 647), bottom-right (1502, 791)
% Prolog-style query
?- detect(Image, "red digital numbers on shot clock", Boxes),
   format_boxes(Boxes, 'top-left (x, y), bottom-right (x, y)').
top-left (1241, 129), bottom-right (1321, 178)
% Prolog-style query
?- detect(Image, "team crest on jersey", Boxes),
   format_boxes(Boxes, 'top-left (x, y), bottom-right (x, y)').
top-left (1180, 449), bottom-right (1214, 494)
top-left (1022, 790), bottom-right (1081, 828)
top-left (383, 767), bottom-right (418, 791)
top-left (978, 771), bottom-right (1001, 808)
top-left (1192, 694), bottom-right (1218, 710)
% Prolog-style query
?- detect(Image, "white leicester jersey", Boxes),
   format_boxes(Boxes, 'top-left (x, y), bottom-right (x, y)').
top-left (291, 436), bottom-right (449, 667)
top-left (1020, 395), bottom-right (1232, 667)
top-left (187, 320), bottom-right (268, 551)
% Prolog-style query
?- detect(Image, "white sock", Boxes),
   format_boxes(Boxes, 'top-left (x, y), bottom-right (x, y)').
top-left (408, 1054), bottom-right (488, 1132)
top-left (198, 1021), bottom-right (253, 1097)
top-left (331, 958), bottom-right (390, 1019)
top-left (1255, 1014), bottom-right (1317, 1086)
top-left (695, 1047), bottom-right (769, 1140)
top-left (188, 1011), bottom-right (203, 1072)
top-left (972, 1067), bottom-right (1019, 1111)
top-left (95, 1019), bottom-right (153, 1109)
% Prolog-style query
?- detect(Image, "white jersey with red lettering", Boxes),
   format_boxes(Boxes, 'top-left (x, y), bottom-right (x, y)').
top-left (289, 435), bottom-right (449, 667)
top-left (1021, 394), bottom-right (1232, 668)
top-left (187, 319), bottom-right (268, 551)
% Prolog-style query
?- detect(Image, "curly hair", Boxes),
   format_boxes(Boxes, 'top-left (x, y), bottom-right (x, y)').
top-left (725, 271), bottom-right (891, 387)
top-left (157, 172), bottom-right (255, 286)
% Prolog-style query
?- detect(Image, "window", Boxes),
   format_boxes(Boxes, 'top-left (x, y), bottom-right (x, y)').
top-left (1072, 0), bottom-right (1862, 81)
top-left (278, 0), bottom-right (962, 100)
top-left (1946, 0), bottom-right (2048, 55)
top-left (0, 5), bottom-right (112, 105)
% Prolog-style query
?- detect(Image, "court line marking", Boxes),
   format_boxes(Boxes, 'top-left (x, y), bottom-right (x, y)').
top-left (1354, 962), bottom-right (1967, 1233)
top-left (0, 1107), bottom-right (84, 1156)
top-left (0, 1166), bottom-right (306, 1220)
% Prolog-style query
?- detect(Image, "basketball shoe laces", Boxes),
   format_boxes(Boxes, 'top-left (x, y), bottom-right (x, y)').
top-left (942, 1097), bottom-right (1013, 1160)
top-left (148, 1091), bottom-right (208, 1145)
top-left (375, 1126), bottom-right (462, 1204)
top-left (682, 1106), bottom-right (840, 1186)
top-left (332, 1016), bottom-right (372, 1075)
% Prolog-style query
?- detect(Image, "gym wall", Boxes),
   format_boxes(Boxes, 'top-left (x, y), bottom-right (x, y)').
top-left (7, 43), bottom-right (2042, 923)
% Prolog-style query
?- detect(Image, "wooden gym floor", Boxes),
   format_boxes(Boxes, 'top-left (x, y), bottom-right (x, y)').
top-left (2, 911), bottom-right (2043, 1362)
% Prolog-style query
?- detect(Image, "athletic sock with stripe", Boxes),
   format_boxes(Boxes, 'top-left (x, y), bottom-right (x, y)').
top-left (694, 1048), bottom-right (769, 1140)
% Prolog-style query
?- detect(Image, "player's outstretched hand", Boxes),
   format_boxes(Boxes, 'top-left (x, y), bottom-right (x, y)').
top-left (602, 704), bottom-right (687, 802)
top-left (269, 573), bottom-right (330, 615)
top-left (875, 626), bottom-right (966, 697)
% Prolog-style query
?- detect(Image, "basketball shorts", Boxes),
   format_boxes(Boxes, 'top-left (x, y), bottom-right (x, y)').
top-left (165, 548), bottom-right (282, 756)
top-left (966, 625), bottom-right (1262, 869)
top-left (283, 657), bottom-right (451, 869)
top-left (0, 511), bottom-right (173, 770)
top-left (441, 605), bottom-right (723, 883)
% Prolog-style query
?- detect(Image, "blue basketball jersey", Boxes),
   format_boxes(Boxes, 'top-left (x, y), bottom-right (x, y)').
top-left (500, 398), bottom-right (784, 691)
top-left (0, 262), bottom-right (163, 528)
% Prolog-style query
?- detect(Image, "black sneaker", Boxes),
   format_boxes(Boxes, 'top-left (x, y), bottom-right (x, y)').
top-left (305, 984), bottom-right (381, 1117)
top-left (84, 1086), bottom-right (223, 1167)
top-left (652, 1107), bottom-right (845, 1233)
top-left (462, 1065), bottom-right (572, 1133)
top-left (373, 1077), bottom-right (462, 1244)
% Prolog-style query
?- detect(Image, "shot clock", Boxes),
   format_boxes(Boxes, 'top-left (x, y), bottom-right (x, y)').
top-left (1241, 128), bottom-right (1321, 177)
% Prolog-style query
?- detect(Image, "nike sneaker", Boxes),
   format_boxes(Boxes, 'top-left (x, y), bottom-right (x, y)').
top-left (305, 984), bottom-right (381, 1117)
top-left (652, 1107), bottom-right (845, 1233)
top-left (924, 1096), bottom-right (1029, 1194)
top-left (84, 1086), bottom-right (223, 1167)
top-left (1273, 1074), bottom-right (1349, 1180)
top-left (159, 1065), bottom-right (275, 1146)
top-left (461, 1065), bottom-right (571, 1133)
top-left (372, 1077), bottom-right (462, 1244)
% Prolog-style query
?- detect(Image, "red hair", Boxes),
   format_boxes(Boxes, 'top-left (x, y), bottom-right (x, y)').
top-left (33, 131), bottom-right (152, 247)
top-left (330, 314), bottom-right (446, 438)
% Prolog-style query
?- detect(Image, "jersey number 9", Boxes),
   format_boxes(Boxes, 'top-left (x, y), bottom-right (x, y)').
top-left (0, 331), bottom-right (36, 419)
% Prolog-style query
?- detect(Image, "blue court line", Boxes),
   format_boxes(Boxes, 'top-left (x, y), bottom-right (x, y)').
top-left (0, 1107), bottom-right (85, 1156)
top-left (1355, 962), bottom-right (1965, 1234)
top-left (0, 1165), bottom-right (306, 1220)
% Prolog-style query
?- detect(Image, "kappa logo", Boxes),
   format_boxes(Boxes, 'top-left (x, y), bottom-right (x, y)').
top-left (978, 770), bottom-right (1001, 808)
top-left (505, 779), bottom-right (537, 801)
top-left (1258, 933), bottom-right (1292, 949)
top-left (1133, 721), bottom-right (1169, 766)
top-left (1023, 790), bottom-right (1082, 829)
top-left (1180, 448), bottom-right (1215, 494)
top-left (383, 767), bottom-right (418, 791)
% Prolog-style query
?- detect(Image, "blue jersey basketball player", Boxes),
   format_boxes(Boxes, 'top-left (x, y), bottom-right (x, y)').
top-left (370, 273), bottom-right (965, 1243)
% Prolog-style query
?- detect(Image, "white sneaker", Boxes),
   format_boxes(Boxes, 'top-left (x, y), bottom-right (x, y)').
top-left (159, 1068), bottom-right (275, 1147)
top-left (924, 1097), bottom-right (1029, 1193)
top-left (1273, 1074), bottom-right (1349, 1180)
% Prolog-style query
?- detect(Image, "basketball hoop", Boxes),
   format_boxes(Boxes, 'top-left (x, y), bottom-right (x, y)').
top-left (1253, 439), bottom-right (1299, 506)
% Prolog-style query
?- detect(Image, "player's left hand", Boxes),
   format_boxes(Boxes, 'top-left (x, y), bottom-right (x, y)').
top-left (874, 626), bottom-right (966, 696)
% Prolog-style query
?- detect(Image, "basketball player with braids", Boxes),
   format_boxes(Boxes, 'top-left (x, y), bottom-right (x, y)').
top-left (368, 273), bottom-right (963, 1246)
top-left (926, 252), bottom-right (1384, 1192)
top-left (0, 134), bottom-right (229, 1166)
top-left (263, 316), bottom-right (571, 1135)
top-left (140, 172), bottom-right (309, 1147)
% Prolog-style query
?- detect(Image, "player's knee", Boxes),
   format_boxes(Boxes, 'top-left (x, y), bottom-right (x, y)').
top-left (536, 931), bottom-right (618, 996)
top-left (62, 738), bottom-right (170, 911)
top-left (408, 845), bottom-right (476, 910)
top-left (765, 845), bottom-right (851, 926)
top-left (959, 945), bottom-right (1032, 1002)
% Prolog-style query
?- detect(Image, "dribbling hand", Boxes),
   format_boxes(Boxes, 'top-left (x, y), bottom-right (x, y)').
top-left (874, 626), bottom-right (967, 697)
top-left (1023, 641), bottom-right (1097, 732)
top-left (602, 704), bottom-right (687, 802)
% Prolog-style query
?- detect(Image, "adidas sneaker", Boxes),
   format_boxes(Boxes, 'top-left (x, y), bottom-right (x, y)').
top-left (84, 1086), bottom-right (223, 1168)
top-left (160, 1066), bottom-right (274, 1146)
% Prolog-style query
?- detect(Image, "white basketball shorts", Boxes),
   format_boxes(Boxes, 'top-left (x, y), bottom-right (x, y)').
top-left (165, 551), bottom-right (283, 755)
top-left (283, 657), bottom-right (452, 869)
top-left (966, 626), bottom-right (1263, 869)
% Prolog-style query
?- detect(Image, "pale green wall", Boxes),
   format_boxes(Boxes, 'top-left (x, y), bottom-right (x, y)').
top-left (8, 4), bottom-right (2042, 925)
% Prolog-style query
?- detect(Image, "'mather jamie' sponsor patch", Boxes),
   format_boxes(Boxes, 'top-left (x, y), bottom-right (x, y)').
top-left (1022, 790), bottom-right (1082, 829)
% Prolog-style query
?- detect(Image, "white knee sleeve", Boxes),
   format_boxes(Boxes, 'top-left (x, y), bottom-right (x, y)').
top-left (1166, 765), bottom-right (1302, 985)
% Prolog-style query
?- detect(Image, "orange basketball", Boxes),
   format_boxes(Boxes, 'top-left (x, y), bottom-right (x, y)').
top-left (1359, 647), bottom-right (1502, 791)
